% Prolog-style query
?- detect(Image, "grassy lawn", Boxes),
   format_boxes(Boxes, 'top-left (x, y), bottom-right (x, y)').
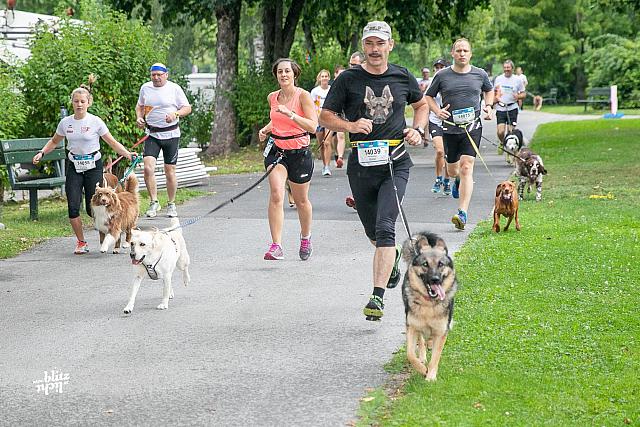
top-left (358, 119), bottom-right (640, 426)
top-left (0, 188), bottom-right (206, 259)
top-left (534, 104), bottom-right (640, 116)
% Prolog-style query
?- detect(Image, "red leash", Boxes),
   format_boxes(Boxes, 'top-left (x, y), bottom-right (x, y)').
top-left (105, 134), bottom-right (149, 171)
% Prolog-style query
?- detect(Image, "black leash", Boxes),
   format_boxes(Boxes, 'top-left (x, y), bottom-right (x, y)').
top-left (166, 155), bottom-right (283, 231)
top-left (388, 160), bottom-right (419, 258)
top-left (480, 134), bottom-right (526, 162)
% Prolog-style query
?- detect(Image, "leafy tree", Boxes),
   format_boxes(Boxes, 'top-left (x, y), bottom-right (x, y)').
top-left (585, 34), bottom-right (640, 107)
top-left (0, 64), bottom-right (26, 201)
top-left (20, 0), bottom-right (168, 161)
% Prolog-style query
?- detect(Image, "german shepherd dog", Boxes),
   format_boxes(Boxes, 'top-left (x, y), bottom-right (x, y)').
top-left (401, 232), bottom-right (457, 381)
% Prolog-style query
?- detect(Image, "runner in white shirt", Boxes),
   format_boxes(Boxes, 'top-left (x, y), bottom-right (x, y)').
top-left (33, 82), bottom-right (133, 254)
top-left (310, 69), bottom-right (332, 176)
top-left (493, 60), bottom-right (525, 143)
top-left (135, 63), bottom-right (191, 218)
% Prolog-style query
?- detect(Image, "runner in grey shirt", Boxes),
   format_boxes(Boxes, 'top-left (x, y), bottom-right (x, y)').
top-left (425, 38), bottom-right (493, 230)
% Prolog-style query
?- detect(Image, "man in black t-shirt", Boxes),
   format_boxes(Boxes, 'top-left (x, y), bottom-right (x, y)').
top-left (320, 20), bottom-right (428, 321)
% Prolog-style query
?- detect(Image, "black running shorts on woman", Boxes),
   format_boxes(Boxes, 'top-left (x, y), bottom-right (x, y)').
top-left (66, 157), bottom-right (103, 219)
top-left (264, 145), bottom-right (314, 184)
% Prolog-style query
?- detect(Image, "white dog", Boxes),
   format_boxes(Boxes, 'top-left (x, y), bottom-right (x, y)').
top-left (125, 218), bottom-right (191, 314)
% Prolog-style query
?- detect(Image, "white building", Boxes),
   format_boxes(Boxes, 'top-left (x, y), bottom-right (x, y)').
top-left (0, 9), bottom-right (74, 64)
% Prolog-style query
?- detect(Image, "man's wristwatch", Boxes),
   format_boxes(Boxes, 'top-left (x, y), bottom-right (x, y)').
top-left (414, 127), bottom-right (425, 138)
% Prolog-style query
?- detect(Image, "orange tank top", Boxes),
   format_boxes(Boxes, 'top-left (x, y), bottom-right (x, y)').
top-left (269, 88), bottom-right (310, 150)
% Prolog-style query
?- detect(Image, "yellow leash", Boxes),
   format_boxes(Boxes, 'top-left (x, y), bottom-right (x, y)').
top-left (443, 119), bottom-right (493, 178)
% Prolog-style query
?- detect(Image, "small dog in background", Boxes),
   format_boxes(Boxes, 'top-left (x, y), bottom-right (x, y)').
top-left (515, 148), bottom-right (547, 201)
top-left (91, 174), bottom-right (139, 253)
top-left (401, 232), bottom-right (458, 381)
top-left (493, 180), bottom-right (520, 232)
top-left (125, 218), bottom-right (191, 313)
top-left (503, 128), bottom-right (524, 165)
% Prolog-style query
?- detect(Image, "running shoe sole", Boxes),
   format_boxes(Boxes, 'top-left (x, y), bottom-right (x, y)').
top-left (452, 214), bottom-right (466, 230)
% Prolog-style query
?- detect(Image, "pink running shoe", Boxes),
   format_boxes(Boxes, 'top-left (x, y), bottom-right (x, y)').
top-left (345, 195), bottom-right (356, 210)
top-left (299, 237), bottom-right (312, 261)
top-left (264, 243), bottom-right (284, 260)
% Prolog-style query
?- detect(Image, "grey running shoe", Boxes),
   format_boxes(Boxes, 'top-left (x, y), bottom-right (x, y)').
top-left (299, 236), bottom-right (312, 261)
top-left (166, 202), bottom-right (177, 218)
top-left (145, 200), bottom-right (161, 218)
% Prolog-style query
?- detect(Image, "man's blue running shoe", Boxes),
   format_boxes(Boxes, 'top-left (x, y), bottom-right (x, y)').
top-left (443, 180), bottom-right (452, 196)
top-left (452, 209), bottom-right (467, 230)
top-left (451, 177), bottom-right (460, 199)
top-left (431, 179), bottom-right (442, 193)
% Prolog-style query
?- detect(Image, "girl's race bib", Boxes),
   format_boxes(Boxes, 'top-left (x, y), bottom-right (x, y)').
top-left (71, 154), bottom-right (96, 172)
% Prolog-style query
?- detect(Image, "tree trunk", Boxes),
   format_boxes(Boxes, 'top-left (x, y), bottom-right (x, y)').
top-left (302, 19), bottom-right (315, 55)
top-left (206, 0), bottom-right (242, 157)
top-left (261, 0), bottom-right (305, 66)
top-left (262, 2), bottom-right (276, 67)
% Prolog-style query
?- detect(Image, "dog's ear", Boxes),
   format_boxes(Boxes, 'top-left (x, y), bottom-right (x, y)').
top-left (95, 182), bottom-right (101, 190)
top-left (496, 183), bottom-right (503, 197)
top-left (434, 237), bottom-right (448, 254)
top-left (541, 165), bottom-right (548, 175)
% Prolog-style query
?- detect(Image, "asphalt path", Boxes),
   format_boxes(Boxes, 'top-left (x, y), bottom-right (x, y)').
top-left (0, 111), bottom-right (603, 426)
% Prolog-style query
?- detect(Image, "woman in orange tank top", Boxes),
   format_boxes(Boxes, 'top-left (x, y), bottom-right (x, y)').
top-left (258, 58), bottom-right (318, 261)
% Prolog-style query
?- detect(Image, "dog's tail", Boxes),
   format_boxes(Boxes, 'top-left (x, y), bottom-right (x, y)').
top-left (123, 174), bottom-right (139, 194)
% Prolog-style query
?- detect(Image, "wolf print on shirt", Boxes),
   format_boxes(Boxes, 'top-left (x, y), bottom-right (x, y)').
top-left (364, 85), bottom-right (393, 124)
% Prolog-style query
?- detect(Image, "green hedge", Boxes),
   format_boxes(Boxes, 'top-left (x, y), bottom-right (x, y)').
top-left (20, 0), bottom-right (169, 166)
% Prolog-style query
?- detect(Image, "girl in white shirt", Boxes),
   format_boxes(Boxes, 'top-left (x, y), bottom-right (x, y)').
top-left (309, 69), bottom-right (332, 176)
top-left (33, 83), bottom-right (133, 254)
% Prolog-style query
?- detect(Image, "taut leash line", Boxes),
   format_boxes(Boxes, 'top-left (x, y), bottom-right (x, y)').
top-left (166, 155), bottom-right (284, 231)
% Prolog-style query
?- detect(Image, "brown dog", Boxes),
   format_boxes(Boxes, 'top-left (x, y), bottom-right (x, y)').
top-left (493, 180), bottom-right (520, 232)
top-left (91, 174), bottom-right (139, 253)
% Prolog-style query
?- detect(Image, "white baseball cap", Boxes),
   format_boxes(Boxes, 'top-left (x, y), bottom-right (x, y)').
top-left (362, 21), bottom-right (392, 41)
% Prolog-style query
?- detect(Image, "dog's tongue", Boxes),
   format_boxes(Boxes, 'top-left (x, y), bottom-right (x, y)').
top-left (431, 284), bottom-right (446, 301)
top-left (131, 259), bottom-right (141, 265)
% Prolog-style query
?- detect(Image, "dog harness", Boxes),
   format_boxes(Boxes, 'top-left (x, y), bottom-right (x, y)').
top-left (142, 233), bottom-right (178, 281)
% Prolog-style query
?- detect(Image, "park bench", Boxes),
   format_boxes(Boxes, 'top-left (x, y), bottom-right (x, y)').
top-left (0, 138), bottom-right (66, 220)
top-left (576, 87), bottom-right (611, 112)
top-left (541, 88), bottom-right (558, 105)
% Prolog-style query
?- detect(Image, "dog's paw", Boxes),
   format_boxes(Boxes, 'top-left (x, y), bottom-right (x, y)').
top-left (169, 290), bottom-right (174, 299)
top-left (123, 306), bottom-right (133, 314)
top-left (100, 244), bottom-right (109, 253)
top-left (156, 302), bottom-right (168, 310)
top-left (425, 371), bottom-right (438, 382)
top-left (121, 242), bottom-right (130, 249)
top-left (112, 248), bottom-right (120, 254)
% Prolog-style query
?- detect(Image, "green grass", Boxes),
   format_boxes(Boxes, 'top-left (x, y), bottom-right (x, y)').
top-left (358, 119), bottom-right (640, 426)
top-left (535, 104), bottom-right (640, 116)
top-left (0, 188), bottom-right (206, 259)
top-left (203, 146), bottom-right (265, 175)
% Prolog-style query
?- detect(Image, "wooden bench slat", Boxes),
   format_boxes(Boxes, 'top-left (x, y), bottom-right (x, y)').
top-left (11, 177), bottom-right (66, 190)
top-left (4, 149), bottom-right (66, 164)
top-left (1, 138), bottom-right (61, 151)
